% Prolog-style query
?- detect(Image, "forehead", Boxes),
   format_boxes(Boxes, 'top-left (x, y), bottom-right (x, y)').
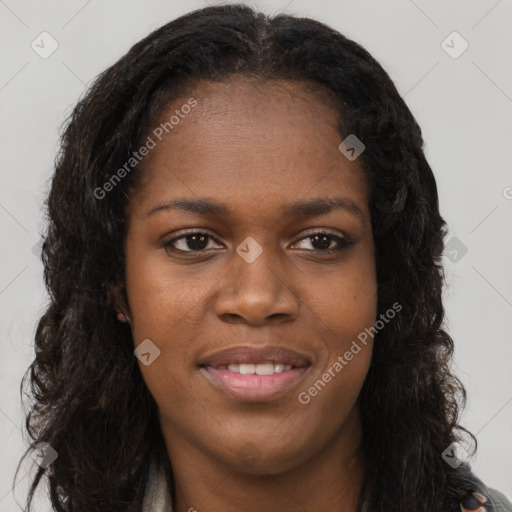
top-left (188, 76), bottom-right (340, 120)
top-left (129, 76), bottom-right (369, 220)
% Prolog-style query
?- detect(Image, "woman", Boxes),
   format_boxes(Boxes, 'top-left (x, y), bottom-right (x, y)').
top-left (19, 4), bottom-right (512, 512)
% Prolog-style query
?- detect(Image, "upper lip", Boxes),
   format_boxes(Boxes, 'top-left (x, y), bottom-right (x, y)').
top-left (199, 345), bottom-right (312, 368)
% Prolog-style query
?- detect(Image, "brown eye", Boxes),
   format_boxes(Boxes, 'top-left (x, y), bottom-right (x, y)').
top-left (164, 232), bottom-right (223, 253)
top-left (292, 231), bottom-right (352, 253)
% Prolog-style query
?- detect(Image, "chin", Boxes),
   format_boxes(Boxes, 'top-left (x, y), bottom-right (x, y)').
top-left (221, 438), bottom-right (314, 476)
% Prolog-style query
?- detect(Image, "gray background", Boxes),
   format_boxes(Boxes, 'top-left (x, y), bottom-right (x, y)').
top-left (1, 0), bottom-right (511, 510)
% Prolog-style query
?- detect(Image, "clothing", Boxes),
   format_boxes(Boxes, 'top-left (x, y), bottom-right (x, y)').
top-left (142, 458), bottom-right (512, 512)
top-left (141, 458), bottom-right (173, 512)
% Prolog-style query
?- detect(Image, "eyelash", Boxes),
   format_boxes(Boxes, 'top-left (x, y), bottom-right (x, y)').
top-left (163, 229), bottom-right (353, 255)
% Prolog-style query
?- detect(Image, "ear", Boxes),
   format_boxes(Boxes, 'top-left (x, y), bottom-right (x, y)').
top-left (108, 281), bottom-right (131, 322)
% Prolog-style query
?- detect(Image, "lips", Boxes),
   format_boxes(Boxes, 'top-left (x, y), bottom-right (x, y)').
top-left (198, 345), bottom-right (312, 402)
top-left (199, 345), bottom-right (312, 369)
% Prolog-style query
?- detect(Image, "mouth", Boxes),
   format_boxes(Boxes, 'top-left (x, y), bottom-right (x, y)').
top-left (212, 362), bottom-right (296, 374)
top-left (198, 345), bottom-right (312, 402)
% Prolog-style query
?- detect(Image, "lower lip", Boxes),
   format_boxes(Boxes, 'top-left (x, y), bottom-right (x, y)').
top-left (201, 366), bottom-right (310, 402)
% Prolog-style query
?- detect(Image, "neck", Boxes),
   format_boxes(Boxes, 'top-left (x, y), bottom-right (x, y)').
top-left (164, 409), bottom-right (365, 512)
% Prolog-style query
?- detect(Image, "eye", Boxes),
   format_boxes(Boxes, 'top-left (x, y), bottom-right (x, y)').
top-left (164, 230), bottom-right (223, 253)
top-left (163, 229), bottom-right (352, 255)
top-left (291, 230), bottom-right (352, 253)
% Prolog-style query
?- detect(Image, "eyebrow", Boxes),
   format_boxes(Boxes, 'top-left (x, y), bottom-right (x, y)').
top-left (145, 197), bottom-right (364, 219)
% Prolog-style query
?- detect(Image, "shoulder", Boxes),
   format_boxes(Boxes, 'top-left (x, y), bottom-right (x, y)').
top-left (484, 488), bottom-right (512, 512)
top-left (449, 464), bottom-right (512, 512)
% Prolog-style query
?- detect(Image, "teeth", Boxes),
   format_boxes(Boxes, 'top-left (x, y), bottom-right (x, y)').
top-left (224, 363), bottom-right (293, 374)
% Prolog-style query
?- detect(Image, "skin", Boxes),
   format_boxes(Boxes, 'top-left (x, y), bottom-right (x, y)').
top-left (121, 76), bottom-right (377, 512)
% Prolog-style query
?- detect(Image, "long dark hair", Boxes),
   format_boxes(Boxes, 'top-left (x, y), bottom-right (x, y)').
top-left (18, 4), bottom-right (474, 511)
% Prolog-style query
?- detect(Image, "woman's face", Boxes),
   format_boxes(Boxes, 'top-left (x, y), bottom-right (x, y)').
top-left (123, 77), bottom-right (377, 474)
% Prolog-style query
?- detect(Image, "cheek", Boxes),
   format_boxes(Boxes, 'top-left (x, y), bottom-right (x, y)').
top-left (125, 252), bottom-right (206, 415)
top-left (301, 253), bottom-right (377, 339)
top-left (298, 252), bottom-right (377, 394)
top-left (124, 244), bottom-right (216, 391)
top-left (125, 245), bottom-right (205, 337)
top-left (294, 267), bottom-right (376, 433)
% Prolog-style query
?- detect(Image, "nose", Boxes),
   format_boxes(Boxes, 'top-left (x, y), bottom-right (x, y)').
top-left (214, 246), bottom-right (299, 326)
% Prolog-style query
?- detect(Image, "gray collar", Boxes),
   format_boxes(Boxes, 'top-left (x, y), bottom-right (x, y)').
top-left (142, 458), bottom-right (173, 512)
